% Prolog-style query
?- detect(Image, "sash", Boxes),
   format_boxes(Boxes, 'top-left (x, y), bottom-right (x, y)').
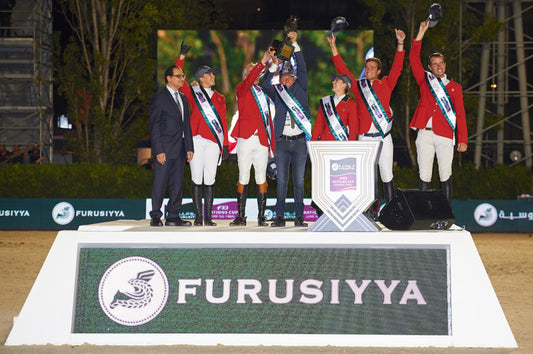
top-left (357, 78), bottom-right (392, 138)
top-left (251, 85), bottom-right (274, 157)
top-left (319, 95), bottom-right (348, 141)
top-left (424, 71), bottom-right (457, 131)
top-left (190, 85), bottom-right (224, 152)
top-left (274, 84), bottom-right (312, 139)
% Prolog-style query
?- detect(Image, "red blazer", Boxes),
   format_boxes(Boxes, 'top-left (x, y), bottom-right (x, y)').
top-left (232, 62), bottom-right (275, 151)
top-left (311, 95), bottom-right (358, 141)
top-left (175, 58), bottom-right (229, 147)
top-left (409, 39), bottom-right (467, 144)
top-left (332, 50), bottom-right (404, 134)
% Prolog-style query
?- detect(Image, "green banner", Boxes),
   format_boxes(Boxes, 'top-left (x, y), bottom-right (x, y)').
top-left (0, 199), bottom-right (145, 230)
top-left (74, 247), bottom-right (449, 335)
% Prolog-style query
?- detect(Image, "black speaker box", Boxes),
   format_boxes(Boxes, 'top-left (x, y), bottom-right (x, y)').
top-left (378, 189), bottom-right (455, 230)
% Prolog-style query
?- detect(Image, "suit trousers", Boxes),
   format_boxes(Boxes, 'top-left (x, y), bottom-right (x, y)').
top-left (150, 151), bottom-right (186, 220)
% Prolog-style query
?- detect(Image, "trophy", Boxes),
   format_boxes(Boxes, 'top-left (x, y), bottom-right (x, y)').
top-left (271, 16), bottom-right (298, 61)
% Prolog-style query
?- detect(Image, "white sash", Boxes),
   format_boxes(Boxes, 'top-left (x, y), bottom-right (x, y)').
top-left (319, 95), bottom-right (348, 141)
top-left (424, 71), bottom-right (457, 131)
top-left (357, 78), bottom-right (392, 138)
top-left (191, 85), bottom-right (224, 152)
top-left (274, 84), bottom-right (312, 139)
top-left (251, 85), bottom-right (274, 157)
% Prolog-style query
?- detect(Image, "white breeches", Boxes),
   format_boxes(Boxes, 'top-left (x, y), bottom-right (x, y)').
top-left (237, 135), bottom-right (268, 185)
top-left (358, 134), bottom-right (394, 183)
top-left (190, 135), bottom-right (220, 185)
top-left (415, 129), bottom-right (454, 182)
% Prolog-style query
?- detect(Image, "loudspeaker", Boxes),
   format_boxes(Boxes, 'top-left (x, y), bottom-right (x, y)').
top-left (378, 189), bottom-right (455, 230)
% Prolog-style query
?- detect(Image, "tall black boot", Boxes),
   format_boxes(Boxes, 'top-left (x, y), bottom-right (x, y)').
top-left (419, 178), bottom-right (431, 191)
top-left (230, 185), bottom-right (248, 226)
top-left (257, 188), bottom-right (268, 227)
top-left (192, 183), bottom-right (203, 226)
top-left (383, 180), bottom-right (395, 204)
top-left (204, 184), bottom-right (216, 226)
top-left (441, 178), bottom-right (452, 205)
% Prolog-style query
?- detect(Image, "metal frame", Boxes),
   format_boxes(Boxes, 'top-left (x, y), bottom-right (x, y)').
top-left (461, 0), bottom-right (533, 168)
top-left (0, 0), bottom-right (53, 163)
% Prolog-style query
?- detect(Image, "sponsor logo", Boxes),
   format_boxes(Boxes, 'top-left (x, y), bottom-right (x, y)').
top-left (0, 210), bottom-right (30, 217)
top-left (52, 201), bottom-right (126, 225)
top-left (98, 257), bottom-right (169, 326)
top-left (52, 202), bottom-right (75, 225)
top-left (474, 203), bottom-right (498, 227)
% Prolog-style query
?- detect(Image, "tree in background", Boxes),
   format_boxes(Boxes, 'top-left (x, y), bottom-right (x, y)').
top-left (54, 0), bottom-right (227, 164)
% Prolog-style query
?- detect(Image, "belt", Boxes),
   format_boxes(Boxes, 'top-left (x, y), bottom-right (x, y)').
top-left (424, 127), bottom-right (432, 131)
top-left (281, 133), bottom-right (306, 141)
top-left (363, 132), bottom-right (381, 138)
top-left (362, 131), bottom-right (390, 138)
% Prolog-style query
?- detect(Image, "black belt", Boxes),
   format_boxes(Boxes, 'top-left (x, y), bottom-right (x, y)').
top-left (424, 127), bottom-right (432, 131)
top-left (363, 131), bottom-right (390, 138)
top-left (281, 133), bottom-right (306, 141)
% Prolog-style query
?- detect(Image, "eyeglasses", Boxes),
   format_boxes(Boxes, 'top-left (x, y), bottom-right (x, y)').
top-left (171, 74), bottom-right (186, 78)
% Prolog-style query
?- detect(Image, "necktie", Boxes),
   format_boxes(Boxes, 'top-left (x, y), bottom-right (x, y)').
top-left (175, 91), bottom-right (183, 118)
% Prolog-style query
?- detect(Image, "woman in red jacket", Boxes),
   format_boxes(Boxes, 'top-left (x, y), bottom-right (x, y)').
top-left (176, 42), bottom-right (229, 226)
top-left (311, 73), bottom-right (358, 142)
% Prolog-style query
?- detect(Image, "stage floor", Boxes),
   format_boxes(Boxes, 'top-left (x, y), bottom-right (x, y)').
top-left (78, 219), bottom-right (465, 233)
top-left (79, 219), bottom-right (319, 232)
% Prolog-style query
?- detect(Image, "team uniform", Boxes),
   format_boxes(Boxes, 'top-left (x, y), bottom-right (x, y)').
top-left (176, 58), bottom-right (228, 226)
top-left (409, 39), bottom-right (467, 188)
top-left (311, 94), bottom-right (357, 141)
top-left (332, 50), bottom-right (404, 201)
top-left (230, 61), bottom-right (275, 226)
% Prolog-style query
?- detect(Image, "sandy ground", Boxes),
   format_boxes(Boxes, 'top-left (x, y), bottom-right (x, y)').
top-left (0, 230), bottom-right (531, 354)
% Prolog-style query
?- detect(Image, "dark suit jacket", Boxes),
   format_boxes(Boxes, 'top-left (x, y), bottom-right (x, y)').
top-left (262, 50), bottom-right (311, 139)
top-left (149, 87), bottom-right (194, 158)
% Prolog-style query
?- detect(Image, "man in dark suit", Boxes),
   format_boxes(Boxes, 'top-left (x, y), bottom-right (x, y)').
top-left (262, 31), bottom-right (311, 227)
top-left (149, 65), bottom-right (194, 226)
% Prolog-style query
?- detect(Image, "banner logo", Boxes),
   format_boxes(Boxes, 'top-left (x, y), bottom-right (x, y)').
top-left (330, 158), bottom-right (357, 192)
top-left (474, 203), bottom-right (498, 227)
top-left (52, 202), bottom-right (75, 225)
top-left (98, 257), bottom-right (169, 326)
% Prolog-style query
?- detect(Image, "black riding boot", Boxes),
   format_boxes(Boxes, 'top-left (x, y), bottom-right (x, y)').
top-left (204, 184), bottom-right (216, 226)
top-left (419, 178), bottom-right (431, 191)
top-left (230, 185), bottom-right (248, 226)
top-left (192, 183), bottom-right (203, 226)
top-left (441, 178), bottom-right (452, 205)
top-left (257, 189), bottom-right (268, 226)
top-left (383, 180), bottom-right (395, 204)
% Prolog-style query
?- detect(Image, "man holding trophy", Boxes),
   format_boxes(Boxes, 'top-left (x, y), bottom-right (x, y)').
top-left (262, 20), bottom-right (312, 227)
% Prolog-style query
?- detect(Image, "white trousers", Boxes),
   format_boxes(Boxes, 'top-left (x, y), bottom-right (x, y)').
top-left (237, 135), bottom-right (268, 185)
top-left (358, 134), bottom-right (394, 183)
top-left (415, 129), bottom-right (454, 182)
top-left (190, 135), bottom-right (220, 185)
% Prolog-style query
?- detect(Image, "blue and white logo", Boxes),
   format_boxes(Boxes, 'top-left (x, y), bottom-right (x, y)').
top-left (52, 202), bottom-right (75, 225)
top-left (474, 203), bottom-right (498, 227)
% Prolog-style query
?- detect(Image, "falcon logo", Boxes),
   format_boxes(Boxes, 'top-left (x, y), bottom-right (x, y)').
top-left (52, 202), bottom-right (75, 225)
top-left (474, 203), bottom-right (498, 227)
top-left (109, 270), bottom-right (155, 309)
top-left (98, 257), bottom-right (169, 326)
